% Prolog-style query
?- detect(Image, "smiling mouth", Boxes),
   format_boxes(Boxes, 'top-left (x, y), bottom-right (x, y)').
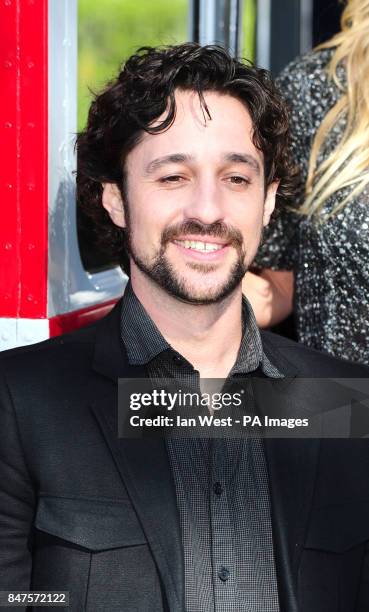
top-left (173, 239), bottom-right (227, 253)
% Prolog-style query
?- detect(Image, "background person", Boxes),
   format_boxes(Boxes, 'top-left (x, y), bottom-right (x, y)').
top-left (244, 0), bottom-right (369, 365)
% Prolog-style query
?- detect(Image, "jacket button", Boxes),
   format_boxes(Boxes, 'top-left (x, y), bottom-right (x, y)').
top-left (218, 567), bottom-right (230, 582)
top-left (213, 482), bottom-right (223, 496)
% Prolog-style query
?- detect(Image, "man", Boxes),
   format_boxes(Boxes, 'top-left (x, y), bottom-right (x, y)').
top-left (1, 43), bottom-right (369, 612)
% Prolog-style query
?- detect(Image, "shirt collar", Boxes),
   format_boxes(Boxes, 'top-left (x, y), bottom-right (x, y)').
top-left (120, 281), bottom-right (283, 378)
top-left (120, 281), bottom-right (170, 365)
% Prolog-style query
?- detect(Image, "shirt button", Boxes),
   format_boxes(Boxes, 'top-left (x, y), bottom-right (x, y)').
top-left (172, 355), bottom-right (183, 366)
top-left (213, 481), bottom-right (223, 496)
top-left (218, 566), bottom-right (230, 582)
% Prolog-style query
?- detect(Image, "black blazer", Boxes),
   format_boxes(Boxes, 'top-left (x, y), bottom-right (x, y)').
top-left (1, 301), bottom-right (369, 612)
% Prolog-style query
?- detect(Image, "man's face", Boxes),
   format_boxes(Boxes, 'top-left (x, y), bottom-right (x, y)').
top-left (103, 90), bottom-right (277, 304)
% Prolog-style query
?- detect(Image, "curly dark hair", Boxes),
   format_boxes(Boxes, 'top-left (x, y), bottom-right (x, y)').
top-left (76, 42), bottom-right (298, 272)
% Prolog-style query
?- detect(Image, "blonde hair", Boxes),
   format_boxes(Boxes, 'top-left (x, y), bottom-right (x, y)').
top-left (301, 0), bottom-right (369, 218)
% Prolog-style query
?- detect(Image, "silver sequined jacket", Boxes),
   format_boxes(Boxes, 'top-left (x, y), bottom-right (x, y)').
top-left (254, 48), bottom-right (369, 365)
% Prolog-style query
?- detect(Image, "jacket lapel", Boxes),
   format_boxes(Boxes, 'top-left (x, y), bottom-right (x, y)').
top-left (257, 339), bottom-right (321, 612)
top-left (90, 302), bottom-right (184, 612)
top-left (264, 435), bottom-right (320, 612)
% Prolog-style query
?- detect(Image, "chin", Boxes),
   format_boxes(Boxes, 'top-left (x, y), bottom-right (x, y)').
top-left (131, 251), bottom-right (247, 304)
top-left (164, 275), bottom-right (242, 305)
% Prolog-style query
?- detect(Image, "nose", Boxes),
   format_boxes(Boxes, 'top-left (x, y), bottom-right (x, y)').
top-left (184, 173), bottom-right (225, 225)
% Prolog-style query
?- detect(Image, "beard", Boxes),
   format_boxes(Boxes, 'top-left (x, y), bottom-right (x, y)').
top-left (124, 218), bottom-right (251, 305)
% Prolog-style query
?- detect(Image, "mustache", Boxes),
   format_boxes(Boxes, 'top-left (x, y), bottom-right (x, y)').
top-left (161, 220), bottom-right (243, 248)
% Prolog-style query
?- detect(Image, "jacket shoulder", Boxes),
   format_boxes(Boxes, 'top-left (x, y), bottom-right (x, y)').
top-left (261, 330), bottom-right (369, 377)
top-left (0, 319), bottom-right (100, 376)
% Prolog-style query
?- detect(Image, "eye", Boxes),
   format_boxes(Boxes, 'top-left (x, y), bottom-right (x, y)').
top-left (227, 175), bottom-right (250, 185)
top-left (159, 175), bottom-right (184, 184)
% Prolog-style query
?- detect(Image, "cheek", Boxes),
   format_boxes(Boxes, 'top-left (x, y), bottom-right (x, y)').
top-left (238, 212), bottom-right (264, 255)
top-left (238, 206), bottom-right (264, 235)
top-left (127, 186), bottom-right (183, 239)
top-left (127, 197), bottom-right (167, 252)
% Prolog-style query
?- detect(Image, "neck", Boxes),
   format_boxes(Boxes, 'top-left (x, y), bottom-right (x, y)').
top-left (130, 269), bottom-right (243, 378)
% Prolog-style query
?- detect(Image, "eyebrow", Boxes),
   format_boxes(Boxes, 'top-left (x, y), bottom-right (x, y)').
top-left (144, 151), bottom-right (261, 175)
top-left (224, 153), bottom-right (261, 175)
top-left (144, 154), bottom-right (194, 175)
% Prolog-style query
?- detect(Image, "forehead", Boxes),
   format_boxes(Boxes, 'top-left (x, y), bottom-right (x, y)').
top-left (126, 89), bottom-right (263, 171)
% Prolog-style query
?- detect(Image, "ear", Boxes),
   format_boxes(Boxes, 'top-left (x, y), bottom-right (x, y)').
top-left (102, 183), bottom-right (126, 228)
top-left (263, 180), bottom-right (279, 227)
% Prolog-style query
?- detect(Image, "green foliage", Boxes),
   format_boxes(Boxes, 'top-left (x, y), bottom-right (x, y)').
top-left (78, 0), bottom-right (188, 131)
top-left (241, 0), bottom-right (256, 62)
top-left (77, 0), bottom-right (256, 131)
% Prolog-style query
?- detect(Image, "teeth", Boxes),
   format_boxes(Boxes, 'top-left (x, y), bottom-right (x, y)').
top-left (174, 240), bottom-right (224, 252)
top-left (204, 242), bottom-right (222, 251)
